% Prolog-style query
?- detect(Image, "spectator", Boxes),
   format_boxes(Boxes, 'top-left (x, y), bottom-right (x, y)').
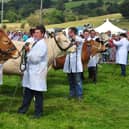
top-left (22, 32), bottom-right (29, 42)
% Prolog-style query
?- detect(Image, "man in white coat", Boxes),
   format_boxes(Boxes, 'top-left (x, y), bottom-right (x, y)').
top-left (18, 25), bottom-right (48, 118)
top-left (113, 33), bottom-right (129, 76)
top-left (63, 27), bottom-right (84, 100)
top-left (87, 55), bottom-right (100, 83)
top-left (86, 29), bottom-right (99, 83)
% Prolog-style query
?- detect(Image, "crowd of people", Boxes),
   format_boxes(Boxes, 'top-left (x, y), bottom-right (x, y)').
top-left (0, 24), bottom-right (129, 119)
top-left (7, 30), bottom-right (30, 42)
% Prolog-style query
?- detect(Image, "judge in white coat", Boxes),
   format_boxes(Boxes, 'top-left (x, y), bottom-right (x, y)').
top-left (113, 33), bottom-right (129, 76)
top-left (63, 27), bottom-right (84, 100)
top-left (18, 25), bottom-right (48, 118)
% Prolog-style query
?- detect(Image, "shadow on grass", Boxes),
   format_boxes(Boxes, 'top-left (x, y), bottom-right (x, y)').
top-left (0, 85), bottom-right (22, 96)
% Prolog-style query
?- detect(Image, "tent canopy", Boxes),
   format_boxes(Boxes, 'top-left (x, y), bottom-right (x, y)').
top-left (95, 19), bottom-right (126, 34)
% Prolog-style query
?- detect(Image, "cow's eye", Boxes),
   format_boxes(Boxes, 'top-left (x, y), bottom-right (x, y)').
top-left (3, 40), bottom-right (9, 44)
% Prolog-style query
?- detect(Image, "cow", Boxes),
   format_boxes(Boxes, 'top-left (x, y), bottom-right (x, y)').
top-left (0, 29), bottom-right (19, 63)
top-left (52, 40), bottom-right (106, 70)
top-left (3, 32), bottom-right (72, 75)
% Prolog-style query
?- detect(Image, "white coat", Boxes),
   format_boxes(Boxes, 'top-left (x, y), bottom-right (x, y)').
top-left (63, 36), bottom-right (84, 73)
top-left (25, 37), bottom-right (35, 44)
top-left (87, 55), bottom-right (99, 67)
top-left (22, 38), bottom-right (48, 91)
top-left (113, 38), bottom-right (129, 65)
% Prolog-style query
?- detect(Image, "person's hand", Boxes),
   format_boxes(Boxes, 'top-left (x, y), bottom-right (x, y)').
top-left (75, 41), bottom-right (80, 46)
top-left (109, 39), bottom-right (113, 44)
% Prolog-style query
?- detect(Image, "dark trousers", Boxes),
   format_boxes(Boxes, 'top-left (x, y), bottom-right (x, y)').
top-left (88, 66), bottom-right (97, 83)
top-left (120, 64), bottom-right (126, 76)
top-left (67, 72), bottom-right (82, 97)
top-left (18, 88), bottom-right (43, 115)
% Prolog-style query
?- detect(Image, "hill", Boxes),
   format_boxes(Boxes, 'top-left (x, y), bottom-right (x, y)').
top-left (2, 0), bottom-right (126, 24)
top-left (5, 13), bottom-right (129, 31)
top-left (46, 13), bottom-right (129, 31)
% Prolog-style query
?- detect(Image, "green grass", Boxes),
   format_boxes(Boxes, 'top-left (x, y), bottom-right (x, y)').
top-left (65, 0), bottom-right (124, 9)
top-left (65, 0), bottom-right (95, 9)
top-left (0, 64), bottom-right (129, 129)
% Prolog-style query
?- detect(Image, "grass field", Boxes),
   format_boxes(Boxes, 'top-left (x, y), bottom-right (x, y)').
top-left (65, 0), bottom-right (96, 9)
top-left (0, 64), bottom-right (129, 129)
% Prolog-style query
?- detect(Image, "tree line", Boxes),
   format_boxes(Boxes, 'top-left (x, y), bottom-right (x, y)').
top-left (1, 0), bottom-right (129, 25)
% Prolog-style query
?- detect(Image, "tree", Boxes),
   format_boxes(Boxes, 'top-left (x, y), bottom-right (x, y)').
top-left (5, 11), bottom-right (20, 22)
top-left (43, 0), bottom-right (52, 8)
top-left (45, 10), bottom-right (65, 24)
top-left (64, 10), bottom-right (76, 21)
top-left (120, 1), bottom-right (129, 19)
top-left (27, 13), bottom-right (40, 27)
top-left (107, 3), bottom-right (119, 14)
top-left (96, 0), bottom-right (103, 7)
top-left (56, 0), bottom-right (65, 11)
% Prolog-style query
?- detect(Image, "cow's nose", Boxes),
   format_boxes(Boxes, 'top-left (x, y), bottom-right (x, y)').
top-left (10, 46), bottom-right (17, 51)
top-left (11, 50), bottom-right (20, 59)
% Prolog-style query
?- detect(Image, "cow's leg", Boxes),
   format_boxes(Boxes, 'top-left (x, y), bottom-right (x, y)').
top-left (92, 66), bottom-right (97, 84)
top-left (88, 67), bottom-right (92, 79)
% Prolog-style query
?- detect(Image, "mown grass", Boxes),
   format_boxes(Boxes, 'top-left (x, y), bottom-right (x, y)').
top-left (0, 64), bottom-right (129, 129)
top-left (65, 0), bottom-right (95, 9)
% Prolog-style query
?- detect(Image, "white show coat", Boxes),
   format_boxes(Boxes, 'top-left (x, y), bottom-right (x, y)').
top-left (25, 37), bottom-right (35, 44)
top-left (87, 55), bottom-right (99, 67)
top-left (63, 36), bottom-right (84, 73)
top-left (22, 38), bottom-right (48, 91)
top-left (0, 64), bottom-right (3, 85)
top-left (113, 38), bottom-right (129, 65)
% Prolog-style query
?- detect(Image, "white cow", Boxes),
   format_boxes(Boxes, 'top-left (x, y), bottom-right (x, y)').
top-left (3, 32), bottom-right (71, 75)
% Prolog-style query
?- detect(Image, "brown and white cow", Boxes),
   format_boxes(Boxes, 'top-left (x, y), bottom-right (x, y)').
top-left (53, 40), bottom-right (106, 70)
top-left (3, 32), bottom-right (72, 75)
top-left (0, 29), bottom-right (19, 63)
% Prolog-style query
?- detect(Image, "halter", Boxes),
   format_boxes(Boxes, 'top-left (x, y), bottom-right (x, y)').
top-left (92, 43), bottom-right (102, 50)
top-left (20, 41), bottom-right (38, 72)
top-left (0, 46), bottom-right (21, 61)
top-left (53, 34), bottom-right (74, 51)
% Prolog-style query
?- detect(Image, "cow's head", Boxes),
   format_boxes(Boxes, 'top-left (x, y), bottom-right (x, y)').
top-left (86, 40), bottom-right (107, 56)
top-left (82, 40), bottom-right (107, 68)
top-left (0, 29), bottom-right (19, 62)
top-left (52, 32), bottom-right (71, 51)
